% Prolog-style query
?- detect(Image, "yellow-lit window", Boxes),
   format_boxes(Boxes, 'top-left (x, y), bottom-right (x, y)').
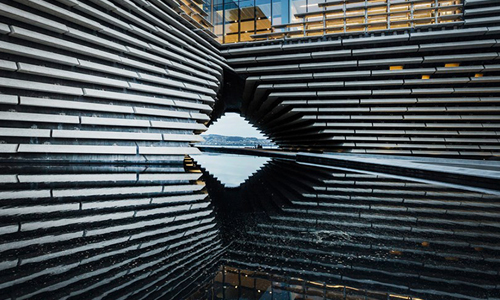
top-left (326, 28), bottom-right (343, 34)
top-left (240, 32), bottom-right (254, 41)
top-left (368, 23), bottom-right (387, 30)
top-left (326, 19), bottom-right (343, 28)
top-left (179, 5), bottom-right (189, 14)
top-left (214, 24), bottom-right (223, 36)
top-left (306, 15), bottom-right (324, 22)
top-left (346, 9), bottom-right (364, 17)
top-left (240, 20), bottom-right (255, 31)
top-left (438, 7), bottom-right (458, 16)
top-left (225, 22), bottom-right (238, 35)
top-left (215, 0), bottom-right (464, 43)
top-left (391, 12), bottom-right (409, 22)
top-left (439, 0), bottom-right (460, 6)
top-left (414, 18), bottom-right (435, 25)
top-left (288, 32), bottom-right (304, 38)
top-left (224, 33), bottom-right (239, 43)
top-left (346, 17), bottom-right (364, 26)
top-left (368, 6), bottom-right (386, 15)
top-left (391, 4), bottom-right (409, 13)
top-left (413, 9), bottom-right (433, 20)
top-left (306, 22), bottom-right (323, 30)
top-left (326, 11), bottom-right (343, 18)
top-left (346, 26), bottom-right (363, 32)
top-left (414, 1), bottom-right (433, 9)
top-left (256, 17), bottom-right (272, 30)
top-left (307, 31), bottom-right (323, 36)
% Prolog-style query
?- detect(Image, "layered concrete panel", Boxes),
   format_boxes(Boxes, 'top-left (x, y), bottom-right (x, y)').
top-left (0, 0), bottom-right (226, 163)
top-left (1, 0), bottom-right (500, 159)
top-left (223, 1), bottom-right (500, 158)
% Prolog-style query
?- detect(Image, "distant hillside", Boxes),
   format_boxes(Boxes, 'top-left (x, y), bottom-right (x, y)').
top-left (197, 134), bottom-right (275, 146)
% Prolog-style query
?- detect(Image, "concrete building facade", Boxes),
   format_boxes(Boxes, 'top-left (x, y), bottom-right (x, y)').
top-left (0, 0), bottom-right (226, 163)
top-left (0, 0), bottom-right (500, 160)
top-left (222, 0), bottom-right (500, 156)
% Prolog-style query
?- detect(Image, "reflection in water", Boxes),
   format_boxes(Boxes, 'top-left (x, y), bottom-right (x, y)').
top-left (1, 155), bottom-right (499, 300)
top-left (191, 154), bottom-right (271, 188)
top-left (188, 265), bottom-right (427, 300)
top-left (0, 159), bottom-right (222, 300)
top-left (194, 155), bottom-right (500, 300)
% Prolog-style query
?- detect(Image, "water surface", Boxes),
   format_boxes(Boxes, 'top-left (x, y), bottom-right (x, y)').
top-left (0, 154), bottom-right (499, 300)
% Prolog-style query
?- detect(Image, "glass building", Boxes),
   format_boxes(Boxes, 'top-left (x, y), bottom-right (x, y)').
top-left (203, 0), bottom-right (463, 43)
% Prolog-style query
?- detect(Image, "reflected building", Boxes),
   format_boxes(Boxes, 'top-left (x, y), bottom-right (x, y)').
top-left (1, 154), bottom-right (499, 299)
top-left (194, 155), bottom-right (500, 300)
top-left (0, 160), bottom-right (222, 300)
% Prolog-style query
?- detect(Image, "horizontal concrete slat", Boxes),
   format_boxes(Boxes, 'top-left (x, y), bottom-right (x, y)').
top-left (150, 121), bottom-right (206, 130)
top-left (0, 59), bottom-right (17, 71)
top-left (138, 147), bottom-right (200, 155)
top-left (77, 60), bottom-right (139, 78)
top-left (138, 173), bottom-right (202, 181)
top-left (15, 0), bottom-right (102, 31)
top-left (17, 144), bottom-right (137, 154)
top-left (0, 77), bottom-right (83, 95)
top-left (10, 26), bottom-right (122, 62)
top-left (0, 127), bottom-right (50, 138)
top-left (163, 134), bottom-right (204, 142)
top-left (18, 173), bottom-right (137, 183)
top-left (80, 116), bottom-right (151, 128)
top-left (128, 82), bottom-right (202, 101)
top-left (133, 107), bottom-right (192, 119)
top-left (17, 63), bottom-right (129, 88)
top-left (83, 89), bottom-right (175, 106)
top-left (0, 95), bottom-right (19, 105)
top-left (0, 22), bottom-right (9, 34)
top-left (20, 97), bottom-right (135, 114)
top-left (0, 144), bottom-right (19, 153)
top-left (0, 2), bottom-right (68, 33)
top-left (0, 111), bottom-right (80, 124)
top-left (52, 130), bottom-right (163, 141)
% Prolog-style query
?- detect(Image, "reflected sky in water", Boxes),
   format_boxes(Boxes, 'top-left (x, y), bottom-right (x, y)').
top-left (0, 154), bottom-right (499, 300)
top-left (192, 154), bottom-right (271, 188)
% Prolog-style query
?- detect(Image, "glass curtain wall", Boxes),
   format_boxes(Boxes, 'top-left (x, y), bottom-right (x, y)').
top-left (213, 0), bottom-right (224, 43)
top-left (211, 0), bottom-right (462, 43)
top-left (213, 0), bottom-right (323, 43)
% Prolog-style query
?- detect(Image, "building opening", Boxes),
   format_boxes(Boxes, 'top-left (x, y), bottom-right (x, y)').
top-left (198, 112), bottom-right (276, 148)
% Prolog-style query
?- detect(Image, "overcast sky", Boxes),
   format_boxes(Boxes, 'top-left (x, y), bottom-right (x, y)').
top-left (203, 113), bottom-right (266, 139)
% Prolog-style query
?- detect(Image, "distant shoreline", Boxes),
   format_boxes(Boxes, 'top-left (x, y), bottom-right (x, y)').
top-left (197, 134), bottom-right (276, 147)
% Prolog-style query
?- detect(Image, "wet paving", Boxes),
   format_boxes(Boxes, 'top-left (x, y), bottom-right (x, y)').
top-left (0, 154), bottom-right (499, 299)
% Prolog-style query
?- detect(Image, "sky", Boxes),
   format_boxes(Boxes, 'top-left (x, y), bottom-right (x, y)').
top-left (202, 113), bottom-right (267, 139)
